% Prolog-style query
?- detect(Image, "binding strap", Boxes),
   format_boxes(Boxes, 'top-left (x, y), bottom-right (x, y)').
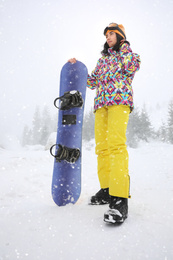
top-left (50, 144), bottom-right (80, 163)
top-left (54, 90), bottom-right (83, 110)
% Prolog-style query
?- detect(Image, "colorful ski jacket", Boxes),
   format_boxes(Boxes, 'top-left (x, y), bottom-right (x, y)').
top-left (87, 43), bottom-right (141, 112)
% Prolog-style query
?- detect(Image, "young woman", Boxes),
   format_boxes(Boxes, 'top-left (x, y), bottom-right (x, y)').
top-left (68, 23), bottom-right (141, 224)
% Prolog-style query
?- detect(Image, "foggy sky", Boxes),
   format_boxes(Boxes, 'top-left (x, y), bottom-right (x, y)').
top-left (0, 0), bottom-right (173, 140)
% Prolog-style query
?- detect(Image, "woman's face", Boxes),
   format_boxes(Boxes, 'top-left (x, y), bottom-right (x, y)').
top-left (105, 24), bottom-right (117, 47)
top-left (106, 31), bottom-right (117, 47)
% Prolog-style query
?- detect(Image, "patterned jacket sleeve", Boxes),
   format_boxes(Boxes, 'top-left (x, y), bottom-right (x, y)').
top-left (119, 43), bottom-right (141, 77)
top-left (87, 60), bottom-right (100, 90)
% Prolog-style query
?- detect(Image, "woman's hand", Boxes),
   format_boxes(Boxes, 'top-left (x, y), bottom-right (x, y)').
top-left (120, 39), bottom-right (130, 46)
top-left (68, 58), bottom-right (77, 64)
top-left (120, 39), bottom-right (125, 46)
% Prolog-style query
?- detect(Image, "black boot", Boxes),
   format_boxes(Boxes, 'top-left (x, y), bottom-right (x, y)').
top-left (89, 188), bottom-right (111, 205)
top-left (104, 196), bottom-right (128, 224)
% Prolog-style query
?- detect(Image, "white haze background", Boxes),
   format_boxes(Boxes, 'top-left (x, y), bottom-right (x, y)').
top-left (0, 0), bottom-right (173, 142)
top-left (1, 1), bottom-right (173, 260)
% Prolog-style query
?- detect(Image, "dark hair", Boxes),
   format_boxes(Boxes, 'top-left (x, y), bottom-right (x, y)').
top-left (101, 33), bottom-right (124, 56)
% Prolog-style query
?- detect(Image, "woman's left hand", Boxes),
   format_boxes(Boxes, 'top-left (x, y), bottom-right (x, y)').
top-left (68, 58), bottom-right (77, 64)
top-left (120, 39), bottom-right (125, 46)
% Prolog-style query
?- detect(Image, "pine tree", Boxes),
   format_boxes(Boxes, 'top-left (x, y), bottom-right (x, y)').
top-left (32, 106), bottom-right (42, 145)
top-left (127, 105), bottom-right (153, 147)
top-left (83, 108), bottom-right (95, 141)
top-left (157, 121), bottom-right (167, 142)
top-left (138, 105), bottom-right (152, 142)
top-left (22, 125), bottom-right (32, 146)
top-left (167, 99), bottom-right (173, 144)
top-left (21, 105), bottom-right (58, 146)
top-left (126, 108), bottom-right (141, 148)
top-left (40, 105), bottom-right (52, 145)
top-left (52, 113), bottom-right (58, 132)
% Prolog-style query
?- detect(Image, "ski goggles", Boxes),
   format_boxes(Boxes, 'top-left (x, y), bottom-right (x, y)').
top-left (104, 26), bottom-right (126, 39)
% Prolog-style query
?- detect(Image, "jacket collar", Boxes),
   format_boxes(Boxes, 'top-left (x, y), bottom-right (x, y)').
top-left (108, 47), bottom-right (117, 55)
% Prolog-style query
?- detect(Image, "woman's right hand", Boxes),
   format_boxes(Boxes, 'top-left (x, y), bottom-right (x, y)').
top-left (68, 58), bottom-right (77, 64)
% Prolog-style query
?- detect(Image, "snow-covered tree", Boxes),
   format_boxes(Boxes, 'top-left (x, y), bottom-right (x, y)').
top-left (32, 106), bottom-right (42, 145)
top-left (157, 121), bottom-right (167, 142)
top-left (138, 105), bottom-right (152, 142)
top-left (127, 105), bottom-right (153, 147)
top-left (83, 108), bottom-right (95, 141)
top-left (167, 99), bottom-right (173, 144)
top-left (22, 125), bottom-right (32, 146)
top-left (40, 105), bottom-right (52, 145)
top-left (21, 105), bottom-right (58, 146)
top-left (127, 107), bottom-right (141, 148)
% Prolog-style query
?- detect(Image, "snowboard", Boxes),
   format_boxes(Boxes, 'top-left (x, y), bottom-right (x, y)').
top-left (50, 61), bottom-right (88, 206)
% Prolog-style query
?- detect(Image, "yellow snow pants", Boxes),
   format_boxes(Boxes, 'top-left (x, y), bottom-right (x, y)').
top-left (95, 105), bottom-right (131, 198)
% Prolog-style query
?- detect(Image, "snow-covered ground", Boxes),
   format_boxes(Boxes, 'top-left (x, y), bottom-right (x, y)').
top-left (0, 141), bottom-right (173, 260)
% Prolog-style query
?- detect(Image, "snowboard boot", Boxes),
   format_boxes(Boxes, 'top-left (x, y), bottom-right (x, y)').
top-left (89, 188), bottom-right (111, 205)
top-left (104, 196), bottom-right (128, 224)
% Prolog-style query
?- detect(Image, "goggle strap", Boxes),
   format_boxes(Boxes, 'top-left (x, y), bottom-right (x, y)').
top-left (104, 26), bottom-right (126, 39)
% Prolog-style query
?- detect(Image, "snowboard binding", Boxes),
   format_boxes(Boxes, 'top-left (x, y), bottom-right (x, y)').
top-left (54, 90), bottom-right (83, 110)
top-left (50, 144), bottom-right (80, 163)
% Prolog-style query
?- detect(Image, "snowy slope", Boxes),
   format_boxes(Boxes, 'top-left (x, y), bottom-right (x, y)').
top-left (0, 141), bottom-right (173, 260)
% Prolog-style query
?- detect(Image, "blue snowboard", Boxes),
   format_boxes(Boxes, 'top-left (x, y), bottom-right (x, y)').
top-left (51, 61), bottom-right (88, 206)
